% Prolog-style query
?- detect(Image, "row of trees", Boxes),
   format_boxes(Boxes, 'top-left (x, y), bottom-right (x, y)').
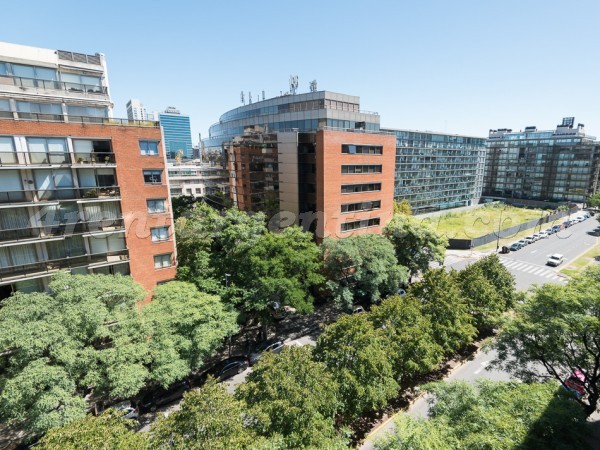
top-left (0, 274), bottom-right (238, 436)
top-left (35, 255), bottom-right (517, 448)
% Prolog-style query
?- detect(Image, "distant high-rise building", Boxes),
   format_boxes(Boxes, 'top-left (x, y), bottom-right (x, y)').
top-left (126, 98), bottom-right (147, 121)
top-left (159, 107), bottom-right (193, 159)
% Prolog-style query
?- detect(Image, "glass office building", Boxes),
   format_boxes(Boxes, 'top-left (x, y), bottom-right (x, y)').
top-left (382, 128), bottom-right (487, 214)
top-left (483, 118), bottom-right (600, 203)
top-left (159, 107), bottom-right (193, 159)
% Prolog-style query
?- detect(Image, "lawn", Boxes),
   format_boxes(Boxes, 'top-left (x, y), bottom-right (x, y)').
top-left (560, 239), bottom-right (600, 277)
top-left (420, 204), bottom-right (551, 241)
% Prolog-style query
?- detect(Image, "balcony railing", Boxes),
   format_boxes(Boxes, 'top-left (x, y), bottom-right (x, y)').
top-left (0, 218), bottom-right (125, 243)
top-left (0, 249), bottom-right (129, 282)
top-left (0, 186), bottom-right (120, 204)
top-left (0, 75), bottom-right (108, 95)
top-left (0, 112), bottom-right (159, 128)
top-left (0, 151), bottom-right (116, 166)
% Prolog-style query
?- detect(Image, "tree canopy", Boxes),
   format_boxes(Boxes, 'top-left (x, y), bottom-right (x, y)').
top-left (393, 199), bottom-right (412, 216)
top-left (409, 269), bottom-right (476, 355)
top-left (314, 314), bottom-right (398, 421)
top-left (587, 192), bottom-right (600, 208)
top-left (236, 346), bottom-right (346, 449)
top-left (383, 215), bottom-right (448, 278)
top-left (37, 409), bottom-right (148, 450)
top-left (321, 234), bottom-right (408, 308)
top-left (375, 380), bottom-right (590, 450)
top-left (492, 266), bottom-right (600, 417)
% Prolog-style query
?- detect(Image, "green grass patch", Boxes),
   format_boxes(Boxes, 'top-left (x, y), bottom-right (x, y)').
top-left (421, 204), bottom-right (551, 242)
top-left (560, 239), bottom-right (600, 277)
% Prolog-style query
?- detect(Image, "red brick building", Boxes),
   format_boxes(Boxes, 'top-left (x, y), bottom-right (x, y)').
top-left (0, 42), bottom-right (176, 299)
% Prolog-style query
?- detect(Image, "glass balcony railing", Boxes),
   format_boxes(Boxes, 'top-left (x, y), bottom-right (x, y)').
top-left (0, 218), bottom-right (125, 243)
top-left (0, 111), bottom-right (159, 128)
top-left (0, 249), bottom-right (130, 282)
top-left (0, 151), bottom-right (116, 166)
top-left (0, 186), bottom-right (120, 204)
top-left (0, 75), bottom-right (108, 95)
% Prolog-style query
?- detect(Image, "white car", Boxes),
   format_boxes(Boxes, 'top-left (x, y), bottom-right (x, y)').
top-left (538, 231), bottom-right (549, 239)
top-left (546, 254), bottom-right (564, 267)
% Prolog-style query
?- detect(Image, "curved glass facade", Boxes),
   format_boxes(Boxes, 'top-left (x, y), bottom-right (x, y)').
top-left (204, 91), bottom-right (380, 149)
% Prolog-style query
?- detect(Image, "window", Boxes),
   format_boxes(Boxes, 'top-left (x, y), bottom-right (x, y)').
top-left (140, 140), bottom-right (159, 156)
top-left (154, 253), bottom-right (172, 269)
top-left (341, 200), bottom-right (381, 213)
top-left (16, 101), bottom-right (62, 118)
top-left (147, 198), bottom-right (166, 213)
top-left (66, 105), bottom-right (108, 118)
top-left (151, 226), bottom-right (169, 242)
top-left (341, 218), bottom-right (380, 232)
top-left (143, 170), bottom-right (163, 184)
top-left (342, 144), bottom-right (383, 155)
top-left (341, 183), bottom-right (381, 194)
top-left (0, 136), bottom-right (17, 163)
top-left (27, 137), bottom-right (68, 164)
top-left (341, 165), bottom-right (382, 174)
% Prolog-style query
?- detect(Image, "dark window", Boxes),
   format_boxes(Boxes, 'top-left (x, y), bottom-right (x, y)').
top-left (341, 200), bottom-right (381, 213)
top-left (341, 183), bottom-right (381, 194)
top-left (341, 218), bottom-right (380, 232)
top-left (143, 170), bottom-right (162, 184)
top-left (140, 140), bottom-right (159, 155)
top-left (341, 165), bottom-right (382, 174)
top-left (342, 144), bottom-right (383, 155)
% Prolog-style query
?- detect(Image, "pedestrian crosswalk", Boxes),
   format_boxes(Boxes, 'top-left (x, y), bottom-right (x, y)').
top-left (498, 257), bottom-right (566, 283)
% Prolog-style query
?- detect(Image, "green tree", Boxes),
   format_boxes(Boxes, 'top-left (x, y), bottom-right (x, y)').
top-left (236, 346), bottom-right (346, 449)
top-left (314, 314), bottom-right (398, 421)
top-left (587, 191), bottom-right (600, 208)
top-left (38, 409), bottom-right (149, 450)
top-left (143, 281), bottom-right (239, 387)
top-left (454, 263), bottom-right (505, 332)
top-left (236, 226), bottom-right (324, 337)
top-left (171, 195), bottom-right (199, 220)
top-left (393, 199), bottom-right (412, 216)
top-left (410, 269), bottom-right (476, 355)
top-left (369, 295), bottom-right (443, 383)
top-left (375, 380), bottom-right (590, 450)
top-left (322, 234), bottom-right (408, 309)
top-left (150, 379), bottom-right (268, 449)
top-left (383, 215), bottom-right (448, 279)
top-left (492, 266), bottom-right (600, 417)
top-left (469, 254), bottom-right (516, 310)
top-left (0, 273), bottom-right (148, 435)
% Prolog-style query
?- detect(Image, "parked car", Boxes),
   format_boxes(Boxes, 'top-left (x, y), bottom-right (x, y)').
top-left (545, 228), bottom-right (554, 235)
top-left (551, 224), bottom-right (563, 233)
top-left (201, 356), bottom-right (249, 383)
top-left (249, 339), bottom-right (285, 366)
top-left (546, 253), bottom-right (564, 267)
top-left (532, 233), bottom-right (542, 241)
top-left (352, 306), bottom-right (366, 314)
top-left (524, 236), bottom-right (535, 245)
top-left (516, 239), bottom-right (528, 247)
top-left (115, 401), bottom-right (139, 420)
top-left (509, 242), bottom-right (522, 251)
top-left (538, 230), bottom-right (549, 239)
top-left (563, 220), bottom-right (573, 228)
top-left (136, 379), bottom-right (190, 413)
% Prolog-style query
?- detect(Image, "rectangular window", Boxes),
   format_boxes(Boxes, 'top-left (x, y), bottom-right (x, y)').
top-left (341, 165), bottom-right (382, 174)
top-left (151, 226), bottom-right (170, 242)
top-left (143, 170), bottom-right (163, 184)
top-left (154, 253), bottom-right (172, 269)
top-left (140, 140), bottom-right (159, 156)
top-left (147, 198), bottom-right (166, 213)
top-left (26, 137), bottom-right (68, 164)
top-left (341, 200), bottom-right (381, 213)
top-left (341, 218), bottom-right (381, 232)
top-left (341, 183), bottom-right (381, 194)
top-left (66, 105), bottom-right (108, 118)
top-left (341, 144), bottom-right (383, 155)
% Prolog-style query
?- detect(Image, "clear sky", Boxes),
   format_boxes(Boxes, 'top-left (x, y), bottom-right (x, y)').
top-left (2, 0), bottom-right (600, 141)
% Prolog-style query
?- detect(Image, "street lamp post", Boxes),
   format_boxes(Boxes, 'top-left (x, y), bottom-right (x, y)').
top-left (496, 208), bottom-right (504, 253)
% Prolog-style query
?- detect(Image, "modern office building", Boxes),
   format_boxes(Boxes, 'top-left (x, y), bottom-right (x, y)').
top-left (0, 42), bottom-right (176, 299)
top-left (381, 128), bottom-right (487, 213)
top-left (483, 118), bottom-right (600, 203)
top-left (224, 126), bottom-right (396, 240)
top-left (126, 98), bottom-right (158, 122)
top-left (167, 160), bottom-right (228, 198)
top-left (159, 106), bottom-right (193, 159)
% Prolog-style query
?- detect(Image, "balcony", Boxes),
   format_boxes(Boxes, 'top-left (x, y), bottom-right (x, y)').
top-left (0, 75), bottom-right (108, 95)
top-left (0, 111), bottom-right (159, 128)
top-left (0, 186), bottom-right (120, 205)
top-left (0, 249), bottom-right (130, 283)
top-left (0, 218), bottom-right (125, 244)
top-left (0, 151), bottom-right (116, 166)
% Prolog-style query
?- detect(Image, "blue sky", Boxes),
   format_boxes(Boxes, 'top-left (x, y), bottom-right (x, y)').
top-left (2, 0), bottom-right (600, 141)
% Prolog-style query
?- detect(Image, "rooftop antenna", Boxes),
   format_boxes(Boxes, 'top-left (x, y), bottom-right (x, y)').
top-left (262, 90), bottom-right (265, 101)
top-left (248, 91), bottom-right (252, 104)
top-left (289, 75), bottom-right (298, 95)
top-left (309, 80), bottom-right (317, 92)
top-left (240, 91), bottom-right (245, 105)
